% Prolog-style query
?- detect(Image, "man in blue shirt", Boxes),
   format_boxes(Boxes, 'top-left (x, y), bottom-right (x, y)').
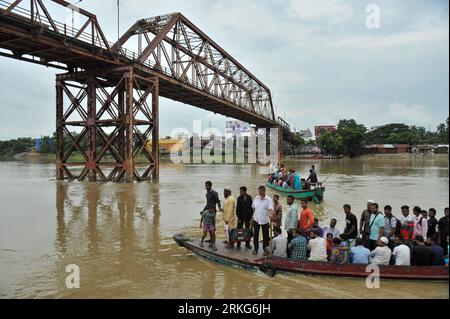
top-left (289, 229), bottom-right (308, 261)
top-left (369, 203), bottom-right (384, 251)
top-left (350, 237), bottom-right (371, 264)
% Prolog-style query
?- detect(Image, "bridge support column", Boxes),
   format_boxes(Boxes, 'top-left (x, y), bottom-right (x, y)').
top-left (55, 67), bottom-right (159, 182)
top-left (55, 80), bottom-right (64, 180)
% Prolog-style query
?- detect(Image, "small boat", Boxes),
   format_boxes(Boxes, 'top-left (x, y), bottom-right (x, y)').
top-left (266, 182), bottom-right (325, 202)
top-left (174, 234), bottom-right (449, 281)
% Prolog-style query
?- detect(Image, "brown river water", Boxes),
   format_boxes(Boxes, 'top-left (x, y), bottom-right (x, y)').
top-left (0, 154), bottom-right (448, 299)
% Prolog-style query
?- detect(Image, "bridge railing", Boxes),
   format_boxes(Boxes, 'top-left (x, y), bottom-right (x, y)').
top-left (0, 0), bottom-right (113, 52)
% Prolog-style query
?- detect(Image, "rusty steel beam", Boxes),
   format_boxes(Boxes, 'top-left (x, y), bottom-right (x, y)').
top-left (55, 67), bottom-right (159, 182)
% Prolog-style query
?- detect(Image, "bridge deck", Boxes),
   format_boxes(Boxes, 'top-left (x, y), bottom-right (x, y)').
top-left (0, 8), bottom-right (280, 128)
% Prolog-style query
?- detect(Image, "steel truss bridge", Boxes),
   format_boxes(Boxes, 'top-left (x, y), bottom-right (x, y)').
top-left (0, 0), bottom-right (292, 182)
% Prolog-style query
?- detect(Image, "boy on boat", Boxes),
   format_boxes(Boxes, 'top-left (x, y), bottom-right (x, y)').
top-left (200, 206), bottom-right (217, 251)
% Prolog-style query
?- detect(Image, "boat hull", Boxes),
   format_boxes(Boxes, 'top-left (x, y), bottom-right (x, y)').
top-left (174, 234), bottom-right (449, 281)
top-left (263, 257), bottom-right (449, 281)
top-left (266, 182), bottom-right (325, 201)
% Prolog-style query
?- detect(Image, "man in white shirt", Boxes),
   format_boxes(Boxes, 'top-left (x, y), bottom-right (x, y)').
top-left (307, 229), bottom-right (328, 261)
top-left (392, 237), bottom-right (411, 266)
top-left (251, 185), bottom-right (274, 256)
top-left (370, 236), bottom-right (392, 265)
top-left (322, 218), bottom-right (341, 239)
top-left (272, 227), bottom-right (288, 258)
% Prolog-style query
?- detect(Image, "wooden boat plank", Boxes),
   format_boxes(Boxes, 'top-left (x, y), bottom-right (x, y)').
top-left (174, 234), bottom-right (265, 269)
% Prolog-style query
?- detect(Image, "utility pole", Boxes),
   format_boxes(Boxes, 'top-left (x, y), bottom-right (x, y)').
top-left (117, 0), bottom-right (120, 58)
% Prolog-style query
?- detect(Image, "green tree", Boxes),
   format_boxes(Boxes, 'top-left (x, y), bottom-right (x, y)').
top-left (291, 133), bottom-right (306, 148)
top-left (317, 130), bottom-right (343, 155)
top-left (437, 118), bottom-right (449, 144)
top-left (336, 119), bottom-right (367, 156)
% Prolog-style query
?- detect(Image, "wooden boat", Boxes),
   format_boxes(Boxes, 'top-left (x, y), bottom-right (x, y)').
top-left (266, 182), bottom-right (325, 202)
top-left (262, 257), bottom-right (449, 281)
top-left (174, 234), bottom-right (449, 281)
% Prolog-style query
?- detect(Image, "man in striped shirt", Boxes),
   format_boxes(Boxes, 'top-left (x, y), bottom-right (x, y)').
top-left (289, 229), bottom-right (308, 261)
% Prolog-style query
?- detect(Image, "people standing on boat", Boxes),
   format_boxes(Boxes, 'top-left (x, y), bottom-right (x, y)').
top-left (307, 229), bottom-right (328, 262)
top-left (251, 185), bottom-right (274, 256)
top-left (370, 236), bottom-right (391, 265)
top-left (299, 200), bottom-right (314, 234)
top-left (427, 208), bottom-right (439, 240)
top-left (289, 229), bottom-right (308, 261)
top-left (400, 205), bottom-right (415, 245)
top-left (438, 207), bottom-right (449, 255)
top-left (383, 205), bottom-right (399, 250)
top-left (360, 200), bottom-right (374, 249)
top-left (413, 206), bottom-right (428, 241)
top-left (272, 227), bottom-right (288, 258)
top-left (350, 238), bottom-right (371, 265)
top-left (421, 209), bottom-right (428, 219)
top-left (368, 203), bottom-right (384, 251)
top-left (236, 186), bottom-right (253, 249)
top-left (271, 194), bottom-right (283, 230)
top-left (322, 218), bottom-right (341, 239)
top-left (204, 181), bottom-right (221, 213)
top-left (343, 204), bottom-right (358, 247)
top-left (284, 195), bottom-right (299, 246)
top-left (202, 181), bottom-right (221, 243)
top-left (221, 187), bottom-right (236, 248)
top-left (411, 235), bottom-right (433, 266)
top-left (199, 206), bottom-right (217, 251)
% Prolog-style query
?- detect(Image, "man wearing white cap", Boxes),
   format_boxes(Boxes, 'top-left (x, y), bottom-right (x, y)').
top-left (370, 236), bottom-right (392, 265)
top-left (221, 187), bottom-right (236, 247)
top-left (360, 200), bottom-right (374, 248)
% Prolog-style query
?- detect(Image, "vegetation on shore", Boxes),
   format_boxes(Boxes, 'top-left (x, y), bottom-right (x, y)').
top-left (1, 118), bottom-right (448, 160)
top-left (317, 118), bottom-right (449, 156)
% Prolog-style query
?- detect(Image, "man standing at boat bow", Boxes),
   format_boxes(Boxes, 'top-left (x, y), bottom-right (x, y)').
top-left (251, 185), bottom-right (274, 256)
top-left (203, 181), bottom-right (221, 242)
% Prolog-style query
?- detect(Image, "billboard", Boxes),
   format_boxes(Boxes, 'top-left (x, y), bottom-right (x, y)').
top-left (315, 125), bottom-right (336, 137)
top-left (298, 129), bottom-right (313, 139)
top-left (226, 120), bottom-right (251, 136)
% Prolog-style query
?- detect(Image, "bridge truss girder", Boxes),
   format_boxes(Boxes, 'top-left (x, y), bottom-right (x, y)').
top-left (55, 66), bottom-right (159, 182)
top-left (115, 13), bottom-right (276, 123)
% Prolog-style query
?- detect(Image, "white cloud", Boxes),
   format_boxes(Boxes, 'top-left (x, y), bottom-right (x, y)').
top-left (386, 102), bottom-right (433, 126)
top-left (332, 27), bottom-right (449, 49)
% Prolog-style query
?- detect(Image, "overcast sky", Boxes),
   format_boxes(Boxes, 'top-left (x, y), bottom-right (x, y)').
top-left (0, 0), bottom-right (448, 139)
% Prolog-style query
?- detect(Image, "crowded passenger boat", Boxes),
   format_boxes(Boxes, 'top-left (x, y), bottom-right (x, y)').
top-left (266, 164), bottom-right (326, 201)
top-left (174, 179), bottom-right (449, 280)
